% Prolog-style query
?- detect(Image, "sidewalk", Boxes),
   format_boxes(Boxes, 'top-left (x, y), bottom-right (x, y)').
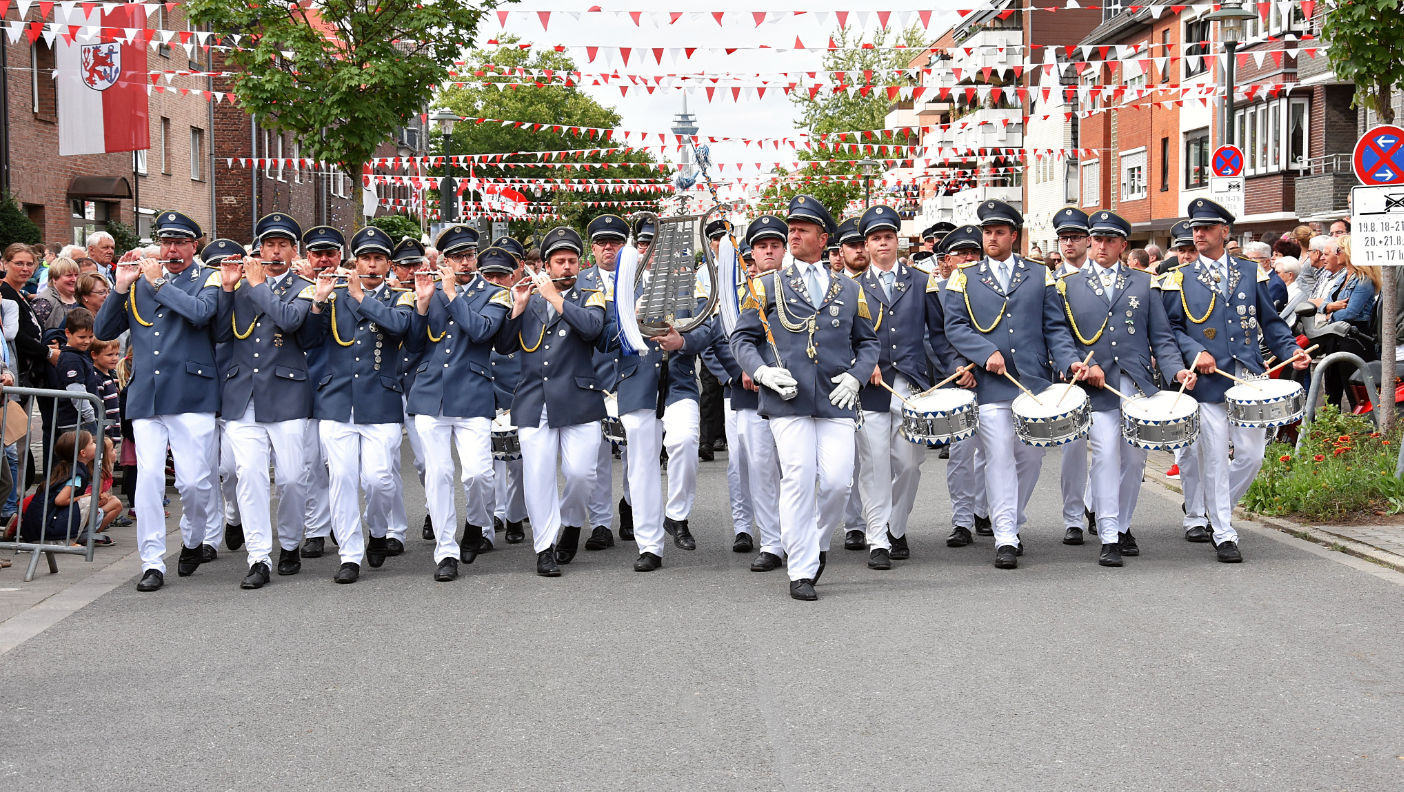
top-left (1145, 449), bottom-right (1404, 573)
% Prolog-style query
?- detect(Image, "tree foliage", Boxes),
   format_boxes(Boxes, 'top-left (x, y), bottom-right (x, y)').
top-left (368, 213), bottom-right (422, 244)
top-left (188, 0), bottom-right (498, 190)
top-left (1325, 0), bottom-right (1404, 123)
top-left (106, 220), bottom-right (140, 255)
top-left (435, 39), bottom-right (665, 242)
top-left (0, 193), bottom-right (40, 247)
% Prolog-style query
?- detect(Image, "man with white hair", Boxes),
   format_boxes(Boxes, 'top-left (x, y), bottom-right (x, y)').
top-left (1275, 256), bottom-right (1304, 318)
top-left (86, 232), bottom-right (116, 277)
top-left (1243, 240), bottom-right (1287, 312)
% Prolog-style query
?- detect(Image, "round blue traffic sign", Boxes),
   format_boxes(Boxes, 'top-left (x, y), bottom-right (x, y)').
top-left (1353, 125), bottom-right (1404, 186)
top-left (1211, 145), bottom-right (1243, 178)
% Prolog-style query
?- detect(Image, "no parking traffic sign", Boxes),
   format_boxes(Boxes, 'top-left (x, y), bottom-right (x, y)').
top-left (1211, 145), bottom-right (1243, 178)
top-left (1353, 125), bottom-right (1404, 186)
top-left (1210, 145), bottom-right (1245, 219)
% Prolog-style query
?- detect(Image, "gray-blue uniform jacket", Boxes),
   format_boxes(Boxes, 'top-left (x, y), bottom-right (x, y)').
top-left (491, 349), bottom-right (521, 412)
top-left (1055, 264), bottom-right (1184, 413)
top-left (213, 272), bottom-right (316, 422)
top-left (95, 266), bottom-right (220, 420)
top-left (494, 287), bottom-right (608, 428)
top-left (942, 255), bottom-right (1079, 403)
top-left (302, 285), bottom-right (415, 424)
top-left (576, 266), bottom-right (620, 392)
top-left (405, 277), bottom-right (512, 419)
top-left (1157, 255), bottom-right (1298, 404)
top-left (613, 320), bottom-right (712, 415)
top-left (853, 263), bottom-right (947, 412)
top-left (731, 262), bottom-right (880, 419)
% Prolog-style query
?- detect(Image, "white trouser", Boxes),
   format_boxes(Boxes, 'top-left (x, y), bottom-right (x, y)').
top-left (1177, 439), bottom-right (1206, 529)
top-left (414, 414), bottom-right (492, 563)
top-left (662, 398), bottom-right (700, 521)
top-left (133, 412), bottom-right (217, 574)
top-left (226, 405), bottom-right (308, 567)
top-left (857, 375), bottom-right (925, 548)
top-left (217, 419), bottom-right (239, 532)
top-left (842, 456), bottom-right (864, 532)
top-left (1060, 435), bottom-right (1088, 529)
top-left (319, 421), bottom-right (403, 565)
top-left (947, 433), bottom-right (987, 527)
top-left (738, 408), bottom-right (782, 556)
top-left (722, 398), bottom-right (753, 536)
top-left (303, 419), bottom-right (332, 539)
top-left (494, 457), bottom-right (526, 523)
top-left (1195, 402), bottom-right (1267, 544)
top-left (403, 401), bottom-right (426, 483)
top-left (770, 416), bottom-right (856, 581)
top-left (518, 407), bottom-right (600, 554)
top-left (1086, 407), bottom-right (1149, 545)
top-left (588, 436), bottom-right (613, 530)
top-left (977, 401), bottom-right (1046, 548)
top-left (621, 408), bottom-right (666, 556)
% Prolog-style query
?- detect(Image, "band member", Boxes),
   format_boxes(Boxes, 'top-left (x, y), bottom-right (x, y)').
top-left (926, 226), bottom-right (989, 546)
top-left (635, 214), bottom-right (656, 260)
top-left (943, 200), bottom-right (1079, 569)
top-left (304, 226), bottom-right (415, 584)
top-left (1163, 220), bottom-right (1210, 538)
top-left (577, 215), bottom-right (629, 550)
top-left (698, 219), bottom-right (727, 460)
top-left (486, 240), bottom-right (528, 544)
top-left (212, 214), bottom-right (316, 589)
top-left (1050, 207), bottom-right (1094, 545)
top-left (1158, 199), bottom-right (1309, 563)
top-left (1055, 210), bottom-right (1192, 566)
top-left (96, 210), bottom-right (221, 592)
top-left (495, 227), bottom-right (608, 577)
top-left (297, 225), bottom-right (344, 559)
top-left (404, 246), bottom-right (512, 581)
top-left (732, 195), bottom-right (880, 601)
top-left (391, 237), bottom-right (428, 536)
top-left (833, 216), bottom-right (867, 550)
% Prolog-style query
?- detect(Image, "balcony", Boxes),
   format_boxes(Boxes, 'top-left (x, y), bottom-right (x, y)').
top-left (1294, 153), bottom-right (1353, 222)
top-left (950, 27), bottom-right (1021, 72)
top-left (949, 107), bottom-right (1023, 153)
top-left (952, 185), bottom-right (1022, 222)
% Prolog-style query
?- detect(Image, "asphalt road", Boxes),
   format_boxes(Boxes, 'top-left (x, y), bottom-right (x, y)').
top-left (3, 446), bottom-right (1402, 791)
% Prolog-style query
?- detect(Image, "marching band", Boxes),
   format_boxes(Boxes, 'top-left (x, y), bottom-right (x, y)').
top-left (117, 195), bottom-right (1310, 599)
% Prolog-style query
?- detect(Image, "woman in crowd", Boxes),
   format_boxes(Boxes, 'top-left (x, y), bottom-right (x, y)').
top-left (31, 256), bottom-right (81, 331)
top-left (1320, 236), bottom-right (1380, 408)
top-left (76, 273), bottom-right (112, 317)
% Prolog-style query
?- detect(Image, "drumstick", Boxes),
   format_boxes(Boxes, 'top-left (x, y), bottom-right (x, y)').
top-left (875, 378), bottom-right (913, 407)
top-left (1057, 352), bottom-right (1095, 408)
top-left (1001, 370), bottom-right (1042, 405)
top-left (1263, 344), bottom-right (1319, 377)
top-left (1101, 382), bottom-right (1134, 401)
top-left (1212, 367), bottom-right (1265, 387)
top-left (925, 363), bottom-right (976, 393)
top-left (1171, 375), bottom-right (1191, 410)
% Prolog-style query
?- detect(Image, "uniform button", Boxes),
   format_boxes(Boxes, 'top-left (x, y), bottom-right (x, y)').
top-left (253, 368), bottom-right (259, 374)
top-left (354, 373), bottom-right (359, 378)
top-left (1111, 342), bottom-right (1117, 347)
top-left (449, 321), bottom-right (455, 326)
top-left (153, 350), bottom-right (159, 355)
top-left (543, 361), bottom-right (548, 366)
top-left (544, 376), bottom-right (549, 381)
top-left (444, 363), bottom-right (450, 368)
top-left (153, 370), bottom-right (160, 375)
top-left (892, 344), bottom-right (898, 349)
top-left (153, 331), bottom-right (159, 337)
top-left (254, 353), bottom-right (260, 358)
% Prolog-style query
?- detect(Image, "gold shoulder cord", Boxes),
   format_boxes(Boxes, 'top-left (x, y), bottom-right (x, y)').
top-left (962, 288), bottom-right (1007, 334)
top-left (232, 304), bottom-right (258, 340)
top-left (128, 288), bottom-right (154, 328)
top-left (329, 297), bottom-right (354, 347)
top-left (1057, 278), bottom-right (1110, 345)
top-left (1180, 288), bottom-right (1215, 324)
top-left (519, 325), bottom-right (545, 353)
top-left (772, 286), bottom-right (819, 360)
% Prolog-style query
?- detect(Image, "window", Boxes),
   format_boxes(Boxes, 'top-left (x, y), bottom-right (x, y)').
top-left (1184, 18), bottom-right (1211, 78)
top-left (1123, 42), bottom-right (1149, 90)
top-left (1242, 2), bottom-right (1306, 41)
top-left (30, 42), bottom-right (56, 118)
top-left (134, 150), bottom-right (147, 176)
top-left (1160, 137), bottom-right (1170, 192)
top-left (1185, 130), bottom-right (1209, 189)
top-left (1120, 148), bottom-right (1147, 201)
top-left (190, 128), bottom-right (203, 181)
top-left (160, 117), bottom-right (171, 174)
top-left (1081, 160), bottom-right (1100, 207)
top-left (264, 131), bottom-right (285, 182)
top-left (1233, 98), bottom-right (1311, 176)
top-left (1160, 29), bottom-right (1171, 83)
top-left (150, 7), bottom-right (170, 58)
top-left (292, 142), bottom-right (303, 184)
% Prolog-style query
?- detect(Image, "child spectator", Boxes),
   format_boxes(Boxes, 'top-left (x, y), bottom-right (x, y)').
top-left (48, 307), bottom-right (99, 434)
top-left (90, 435), bottom-right (122, 532)
top-left (19, 429), bottom-right (106, 545)
top-left (89, 338), bottom-right (121, 441)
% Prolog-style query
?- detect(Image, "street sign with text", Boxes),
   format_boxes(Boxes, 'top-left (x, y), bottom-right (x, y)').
top-left (1209, 176), bottom-right (1244, 219)
top-left (1350, 185), bottom-right (1404, 265)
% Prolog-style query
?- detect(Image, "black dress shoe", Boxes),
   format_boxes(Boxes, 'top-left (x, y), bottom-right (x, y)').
top-left (478, 535), bottom-right (493, 554)
top-left (973, 514), bottom-right (993, 536)
top-left (814, 551), bottom-right (828, 584)
top-left (698, 444), bottom-right (715, 462)
top-left (225, 523), bottom-right (245, 552)
top-left (421, 514), bottom-right (434, 541)
top-left (385, 538), bottom-right (405, 556)
top-left (1063, 527), bottom-right (1085, 545)
top-left (505, 520), bottom-right (525, 544)
top-left (556, 526), bottom-right (580, 564)
top-left (1015, 536), bottom-right (1024, 556)
top-left (460, 526), bottom-right (483, 564)
top-left (1085, 509), bottom-right (1096, 532)
top-left (240, 562), bottom-right (271, 590)
top-left (301, 537), bottom-right (325, 558)
top-left (1118, 529), bottom-right (1140, 556)
top-left (434, 557), bottom-right (459, 582)
top-left (177, 545), bottom-right (203, 577)
top-left (334, 562), bottom-right (360, 584)
top-left (888, 532), bottom-right (910, 560)
top-left (617, 496), bottom-right (634, 540)
top-left (1215, 540), bottom-right (1243, 563)
top-left (537, 549), bottom-right (562, 577)
top-left (844, 529), bottom-right (866, 550)
top-left (366, 536), bottom-right (388, 568)
top-left (1099, 543), bottom-right (1123, 567)
top-left (938, 446), bottom-right (950, 459)
top-left (750, 551), bottom-right (783, 572)
top-left (1185, 525), bottom-right (1211, 543)
top-left (994, 545), bottom-right (1019, 569)
top-left (493, 516), bottom-right (504, 538)
top-left (277, 548), bottom-right (301, 576)
top-left (668, 518), bottom-right (696, 551)
top-left (634, 552), bottom-right (663, 572)
top-left (789, 578), bottom-right (818, 601)
top-left (585, 525), bottom-right (614, 550)
top-left (732, 532), bottom-right (754, 553)
top-left (868, 548), bottom-right (892, 570)
top-left (947, 526), bottom-right (973, 547)
top-left (200, 544), bottom-right (218, 563)
top-left (136, 569), bottom-right (164, 592)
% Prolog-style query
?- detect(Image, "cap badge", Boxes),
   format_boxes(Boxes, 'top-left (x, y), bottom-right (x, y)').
top-left (166, 213), bottom-right (175, 221)
top-left (273, 215), bottom-right (282, 222)
top-left (760, 218), bottom-right (769, 224)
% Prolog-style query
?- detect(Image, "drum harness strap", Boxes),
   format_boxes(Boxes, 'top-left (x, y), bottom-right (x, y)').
top-left (1056, 278), bottom-right (1110, 346)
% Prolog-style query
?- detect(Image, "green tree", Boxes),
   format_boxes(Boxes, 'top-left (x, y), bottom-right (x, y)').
top-left (188, 0), bottom-right (498, 221)
top-left (368, 213), bottom-right (422, 243)
top-left (0, 192), bottom-right (40, 248)
top-left (434, 39), bottom-right (664, 241)
top-left (105, 220), bottom-right (140, 256)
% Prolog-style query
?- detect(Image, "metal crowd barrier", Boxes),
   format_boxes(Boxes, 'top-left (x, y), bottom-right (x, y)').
top-left (0, 386), bottom-right (106, 582)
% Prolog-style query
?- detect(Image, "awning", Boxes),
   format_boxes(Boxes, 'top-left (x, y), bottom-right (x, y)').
top-left (66, 176), bottom-right (132, 199)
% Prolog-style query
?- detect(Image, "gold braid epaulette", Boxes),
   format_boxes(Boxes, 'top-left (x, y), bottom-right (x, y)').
top-left (1057, 277), bottom-right (1109, 345)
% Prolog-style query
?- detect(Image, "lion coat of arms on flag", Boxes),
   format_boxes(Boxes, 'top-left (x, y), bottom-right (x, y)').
top-left (80, 43), bottom-right (121, 92)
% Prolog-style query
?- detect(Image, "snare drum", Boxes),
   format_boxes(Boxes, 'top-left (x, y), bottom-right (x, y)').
top-left (1012, 384), bottom-right (1090, 447)
top-left (491, 411), bottom-right (521, 460)
top-left (1225, 377), bottom-right (1306, 428)
top-left (899, 389), bottom-right (978, 447)
top-left (602, 393), bottom-right (627, 445)
top-left (1120, 391), bottom-right (1200, 451)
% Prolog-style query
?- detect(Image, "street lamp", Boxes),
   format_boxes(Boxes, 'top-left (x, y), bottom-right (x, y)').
top-left (858, 158), bottom-right (880, 209)
top-left (1206, 1), bottom-right (1256, 151)
top-left (428, 107), bottom-right (458, 224)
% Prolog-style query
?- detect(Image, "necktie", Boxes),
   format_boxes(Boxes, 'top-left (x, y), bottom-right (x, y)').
top-left (997, 261), bottom-right (1010, 292)
top-left (1217, 259), bottom-right (1230, 297)
top-left (880, 270), bottom-right (895, 300)
top-left (805, 265), bottom-right (823, 305)
top-left (1100, 266), bottom-right (1116, 299)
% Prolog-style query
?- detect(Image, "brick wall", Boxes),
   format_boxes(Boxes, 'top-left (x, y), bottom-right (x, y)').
top-left (1243, 172), bottom-right (1293, 216)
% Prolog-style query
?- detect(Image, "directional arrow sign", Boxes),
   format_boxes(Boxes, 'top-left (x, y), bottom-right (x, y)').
top-left (1353, 125), bottom-right (1404, 186)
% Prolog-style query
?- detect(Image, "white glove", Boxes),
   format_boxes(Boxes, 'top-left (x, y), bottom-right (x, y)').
top-left (828, 372), bottom-right (861, 410)
top-left (753, 365), bottom-right (798, 400)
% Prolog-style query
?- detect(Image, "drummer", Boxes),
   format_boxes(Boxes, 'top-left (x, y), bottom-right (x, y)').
top-left (1161, 220), bottom-right (1211, 540)
top-left (1157, 199), bottom-right (1309, 563)
top-left (1055, 210), bottom-right (1194, 567)
top-left (943, 200), bottom-right (1079, 569)
top-left (1050, 207), bottom-right (1094, 546)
